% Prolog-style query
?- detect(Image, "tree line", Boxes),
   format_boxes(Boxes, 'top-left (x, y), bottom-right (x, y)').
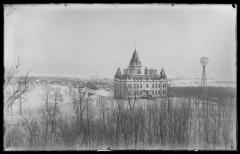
top-left (4, 85), bottom-right (236, 150)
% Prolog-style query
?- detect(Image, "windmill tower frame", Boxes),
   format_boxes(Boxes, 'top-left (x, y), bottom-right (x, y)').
top-left (200, 57), bottom-right (209, 87)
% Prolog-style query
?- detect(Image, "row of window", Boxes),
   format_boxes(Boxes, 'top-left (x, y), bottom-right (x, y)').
top-left (129, 70), bottom-right (141, 74)
top-left (128, 90), bottom-right (167, 95)
top-left (128, 83), bottom-right (167, 89)
top-left (131, 78), bottom-right (164, 81)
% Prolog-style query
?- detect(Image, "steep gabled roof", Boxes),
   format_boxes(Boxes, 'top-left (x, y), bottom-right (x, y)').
top-left (129, 50), bottom-right (141, 66)
top-left (160, 68), bottom-right (167, 79)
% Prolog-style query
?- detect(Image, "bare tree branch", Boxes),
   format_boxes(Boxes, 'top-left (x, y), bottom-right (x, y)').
top-left (6, 70), bottom-right (31, 110)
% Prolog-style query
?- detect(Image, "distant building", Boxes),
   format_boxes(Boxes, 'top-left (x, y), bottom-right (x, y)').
top-left (114, 49), bottom-right (168, 99)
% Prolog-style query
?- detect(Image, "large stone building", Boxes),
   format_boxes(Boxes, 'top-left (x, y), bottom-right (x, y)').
top-left (114, 49), bottom-right (168, 99)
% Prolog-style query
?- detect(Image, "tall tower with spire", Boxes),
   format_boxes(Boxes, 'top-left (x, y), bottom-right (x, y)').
top-left (128, 48), bottom-right (142, 74)
top-left (114, 48), bottom-right (168, 99)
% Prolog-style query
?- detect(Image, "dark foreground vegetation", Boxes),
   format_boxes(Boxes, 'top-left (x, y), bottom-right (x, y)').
top-left (169, 86), bottom-right (236, 99)
top-left (4, 84), bottom-right (236, 150)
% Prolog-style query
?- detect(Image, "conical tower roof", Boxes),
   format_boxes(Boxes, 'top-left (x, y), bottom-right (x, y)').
top-left (160, 68), bottom-right (167, 79)
top-left (116, 67), bottom-right (122, 75)
top-left (129, 49), bottom-right (141, 66)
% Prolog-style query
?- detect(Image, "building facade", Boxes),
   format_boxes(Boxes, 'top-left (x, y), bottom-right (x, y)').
top-left (114, 49), bottom-right (168, 99)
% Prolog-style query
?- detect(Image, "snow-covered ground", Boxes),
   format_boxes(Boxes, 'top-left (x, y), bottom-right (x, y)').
top-left (4, 84), bottom-right (114, 123)
top-left (168, 75), bottom-right (236, 87)
top-left (29, 73), bottom-right (236, 87)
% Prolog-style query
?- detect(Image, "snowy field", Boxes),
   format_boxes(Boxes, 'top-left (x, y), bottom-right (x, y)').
top-left (168, 75), bottom-right (236, 87)
top-left (4, 84), bottom-right (113, 124)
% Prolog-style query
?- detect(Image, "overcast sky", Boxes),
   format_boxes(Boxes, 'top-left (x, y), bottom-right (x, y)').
top-left (4, 4), bottom-right (236, 80)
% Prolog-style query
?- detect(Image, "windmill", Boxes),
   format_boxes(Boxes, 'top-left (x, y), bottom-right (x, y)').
top-left (200, 57), bottom-right (209, 87)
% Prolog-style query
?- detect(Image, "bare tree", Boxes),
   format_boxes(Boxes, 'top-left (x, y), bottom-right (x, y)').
top-left (22, 116), bottom-right (40, 147)
top-left (58, 117), bottom-right (75, 146)
top-left (133, 107), bottom-right (143, 148)
top-left (84, 92), bottom-right (94, 148)
top-left (51, 88), bottom-right (63, 144)
top-left (39, 85), bottom-right (63, 146)
top-left (97, 96), bottom-right (109, 147)
top-left (69, 83), bottom-right (98, 147)
top-left (4, 59), bottom-right (31, 124)
top-left (18, 96), bottom-right (23, 116)
top-left (4, 61), bottom-right (31, 109)
top-left (4, 124), bottom-right (25, 148)
top-left (127, 90), bottom-right (137, 111)
top-left (146, 100), bottom-right (152, 146)
top-left (222, 104), bottom-right (231, 148)
top-left (39, 84), bottom-right (53, 146)
top-left (113, 99), bottom-right (122, 148)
